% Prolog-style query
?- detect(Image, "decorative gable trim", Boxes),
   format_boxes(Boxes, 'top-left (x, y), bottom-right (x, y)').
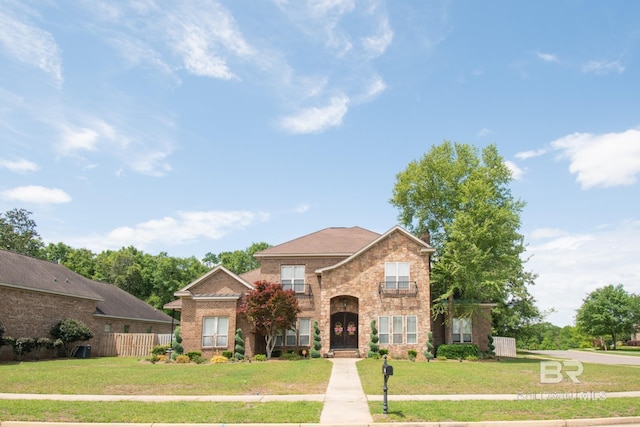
top-left (174, 265), bottom-right (254, 297)
top-left (315, 225), bottom-right (434, 274)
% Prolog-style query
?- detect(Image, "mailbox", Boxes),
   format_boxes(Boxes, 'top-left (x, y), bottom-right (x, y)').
top-left (382, 364), bottom-right (393, 376)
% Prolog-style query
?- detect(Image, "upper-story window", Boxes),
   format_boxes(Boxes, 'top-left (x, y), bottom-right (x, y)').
top-left (281, 265), bottom-right (305, 293)
top-left (385, 262), bottom-right (410, 290)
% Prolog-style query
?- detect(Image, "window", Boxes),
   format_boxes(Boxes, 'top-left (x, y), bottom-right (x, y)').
top-left (452, 318), bottom-right (472, 343)
top-left (123, 325), bottom-right (130, 333)
top-left (103, 324), bottom-right (111, 333)
top-left (281, 265), bottom-right (306, 293)
top-left (378, 316), bottom-right (389, 344)
top-left (378, 315), bottom-right (418, 345)
top-left (202, 316), bottom-right (229, 347)
top-left (385, 262), bottom-right (410, 290)
top-left (298, 318), bottom-right (311, 346)
top-left (276, 318), bottom-right (311, 346)
top-left (146, 326), bottom-right (152, 333)
top-left (406, 315), bottom-right (417, 344)
top-left (392, 316), bottom-right (403, 344)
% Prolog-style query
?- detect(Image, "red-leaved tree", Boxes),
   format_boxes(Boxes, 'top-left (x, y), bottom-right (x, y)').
top-left (238, 280), bottom-right (300, 359)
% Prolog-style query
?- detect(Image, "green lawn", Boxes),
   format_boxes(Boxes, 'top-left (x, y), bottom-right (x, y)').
top-left (357, 358), bottom-right (640, 395)
top-left (0, 357), bottom-right (333, 395)
top-left (2, 355), bottom-right (640, 424)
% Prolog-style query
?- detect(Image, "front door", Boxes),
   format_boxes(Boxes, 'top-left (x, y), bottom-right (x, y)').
top-left (330, 311), bottom-right (358, 349)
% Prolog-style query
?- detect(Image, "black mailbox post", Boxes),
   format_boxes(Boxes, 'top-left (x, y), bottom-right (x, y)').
top-left (382, 354), bottom-right (393, 414)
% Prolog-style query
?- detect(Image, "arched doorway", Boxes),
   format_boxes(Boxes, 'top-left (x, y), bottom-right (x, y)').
top-left (330, 296), bottom-right (359, 349)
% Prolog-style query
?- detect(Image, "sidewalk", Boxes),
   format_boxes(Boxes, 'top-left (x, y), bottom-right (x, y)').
top-left (1, 358), bottom-right (640, 426)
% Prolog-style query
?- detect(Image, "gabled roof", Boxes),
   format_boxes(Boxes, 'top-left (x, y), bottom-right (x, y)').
top-left (0, 249), bottom-right (173, 324)
top-left (174, 264), bottom-right (254, 297)
top-left (316, 225), bottom-right (435, 274)
top-left (254, 226), bottom-right (381, 257)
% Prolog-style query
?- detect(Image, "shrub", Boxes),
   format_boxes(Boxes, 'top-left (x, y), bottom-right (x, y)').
top-left (367, 320), bottom-right (380, 358)
top-left (171, 327), bottom-right (184, 360)
top-left (271, 350), bottom-right (282, 358)
top-left (424, 331), bottom-right (435, 361)
top-left (437, 355), bottom-right (448, 361)
top-left (49, 318), bottom-right (93, 357)
top-left (156, 355), bottom-right (168, 362)
top-left (465, 355), bottom-right (479, 361)
top-left (176, 355), bottom-right (191, 364)
top-left (407, 349), bottom-right (417, 360)
top-left (436, 344), bottom-right (479, 360)
top-left (13, 337), bottom-right (36, 358)
top-left (151, 344), bottom-right (170, 356)
top-left (280, 350), bottom-right (300, 361)
top-left (211, 355), bottom-right (228, 364)
top-left (187, 351), bottom-right (202, 360)
top-left (222, 350), bottom-right (233, 359)
top-left (487, 335), bottom-right (495, 356)
top-left (378, 348), bottom-right (388, 356)
top-left (234, 329), bottom-right (245, 360)
top-left (253, 354), bottom-right (267, 362)
top-left (310, 321), bottom-right (322, 358)
top-left (0, 321), bottom-right (5, 347)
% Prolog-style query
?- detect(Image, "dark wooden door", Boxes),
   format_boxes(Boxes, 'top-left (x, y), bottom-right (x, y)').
top-left (330, 312), bottom-right (358, 349)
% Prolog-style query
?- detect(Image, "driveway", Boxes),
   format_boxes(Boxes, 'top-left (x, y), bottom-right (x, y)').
top-left (529, 350), bottom-right (640, 365)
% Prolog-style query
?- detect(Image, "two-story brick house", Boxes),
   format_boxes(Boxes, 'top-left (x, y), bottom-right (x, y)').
top-left (168, 225), bottom-right (493, 359)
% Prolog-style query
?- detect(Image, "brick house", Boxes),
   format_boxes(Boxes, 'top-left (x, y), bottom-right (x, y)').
top-left (0, 249), bottom-right (174, 359)
top-left (169, 225), bottom-right (494, 359)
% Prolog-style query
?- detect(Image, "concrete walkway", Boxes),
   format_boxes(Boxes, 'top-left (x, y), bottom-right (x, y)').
top-left (320, 358), bottom-right (373, 424)
top-left (2, 358), bottom-right (640, 426)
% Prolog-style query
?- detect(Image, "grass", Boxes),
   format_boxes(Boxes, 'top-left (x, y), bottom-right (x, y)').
top-left (369, 398), bottom-right (640, 423)
top-left (357, 357), bottom-right (640, 395)
top-left (0, 356), bottom-right (333, 395)
top-left (0, 400), bottom-right (323, 423)
top-left (2, 355), bottom-right (640, 424)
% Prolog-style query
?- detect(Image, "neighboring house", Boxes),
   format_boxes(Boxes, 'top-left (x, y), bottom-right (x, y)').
top-left (0, 250), bottom-right (174, 359)
top-left (168, 225), bottom-right (494, 359)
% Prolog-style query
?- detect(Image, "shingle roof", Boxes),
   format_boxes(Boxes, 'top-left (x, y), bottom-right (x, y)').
top-left (254, 226), bottom-right (381, 257)
top-left (0, 249), bottom-right (173, 324)
top-left (0, 249), bottom-right (102, 300)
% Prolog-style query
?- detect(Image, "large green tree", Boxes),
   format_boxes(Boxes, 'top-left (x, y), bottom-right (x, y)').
top-left (0, 208), bottom-right (44, 256)
top-left (203, 242), bottom-right (270, 274)
top-left (390, 142), bottom-right (538, 324)
top-left (576, 284), bottom-right (640, 349)
top-left (238, 280), bottom-right (300, 359)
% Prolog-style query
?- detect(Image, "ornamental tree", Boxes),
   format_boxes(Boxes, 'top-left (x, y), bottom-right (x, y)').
top-left (576, 284), bottom-right (640, 350)
top-left (238, 280), bottom-right (300, 359)
top-left (49, 318), bottom-right (94, 357)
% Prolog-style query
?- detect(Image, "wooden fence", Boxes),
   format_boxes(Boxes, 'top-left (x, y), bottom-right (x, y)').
top-left (492, 336), bottom-right (517, 358)
top-left (97, 333), bottom-right (171, 357)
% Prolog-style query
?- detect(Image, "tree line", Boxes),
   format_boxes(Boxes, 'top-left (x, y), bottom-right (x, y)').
top-left (0, 208), bottom-right (269, 312)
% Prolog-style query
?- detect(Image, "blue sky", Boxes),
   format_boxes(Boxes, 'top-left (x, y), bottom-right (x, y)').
top-left (1, 1), bottom-right (639, 327)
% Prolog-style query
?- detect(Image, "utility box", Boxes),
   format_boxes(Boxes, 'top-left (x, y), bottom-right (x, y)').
top-left (74, 345), bottom-right (91, 358)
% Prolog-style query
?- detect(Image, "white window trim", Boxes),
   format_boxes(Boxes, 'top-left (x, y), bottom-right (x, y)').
top-left (378, 315), bottom-right (418, 345)
top-left (452, 317), bottom-right (472, 344)
top-left (276, 318), bottom-right (312, 347)
top-left (384, 262), bottom-right (410, 290)
top-left (202, 316), bottom-right (229, 348)
top-left (281, 265), bottom-right (306, 293)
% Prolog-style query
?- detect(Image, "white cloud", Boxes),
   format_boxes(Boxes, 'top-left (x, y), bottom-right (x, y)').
top-left (69, 210), bottom-right (270, 252)
top-left (536, 51), bottom-right (558, 63)
top-left (504, 160), bottom-right (524, 180)
top-left (582, 59), bottom-right (624, 75)
top-left (167, 2), bottom-right (255, 80)
top-left (0, 185), bottom-right (71, 204)
top-left (551, 129), bottom-right (640, 189)
top-left (280, 94), bottom-right (350, 134)
top-left (0, 9), bottom-right (63, 85)
top-left (515, 148), bottom-right (547, 160)
top-left (477, 128), bottom-right (491, 138)
top-left (0, 158), bottom-right (39, 173)
top-left (361, 17), bottom-right (393, 58)
top-left (293, 204), bottom-right (310, 213)
top-left (525, 220), bottom-right (640, 326)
